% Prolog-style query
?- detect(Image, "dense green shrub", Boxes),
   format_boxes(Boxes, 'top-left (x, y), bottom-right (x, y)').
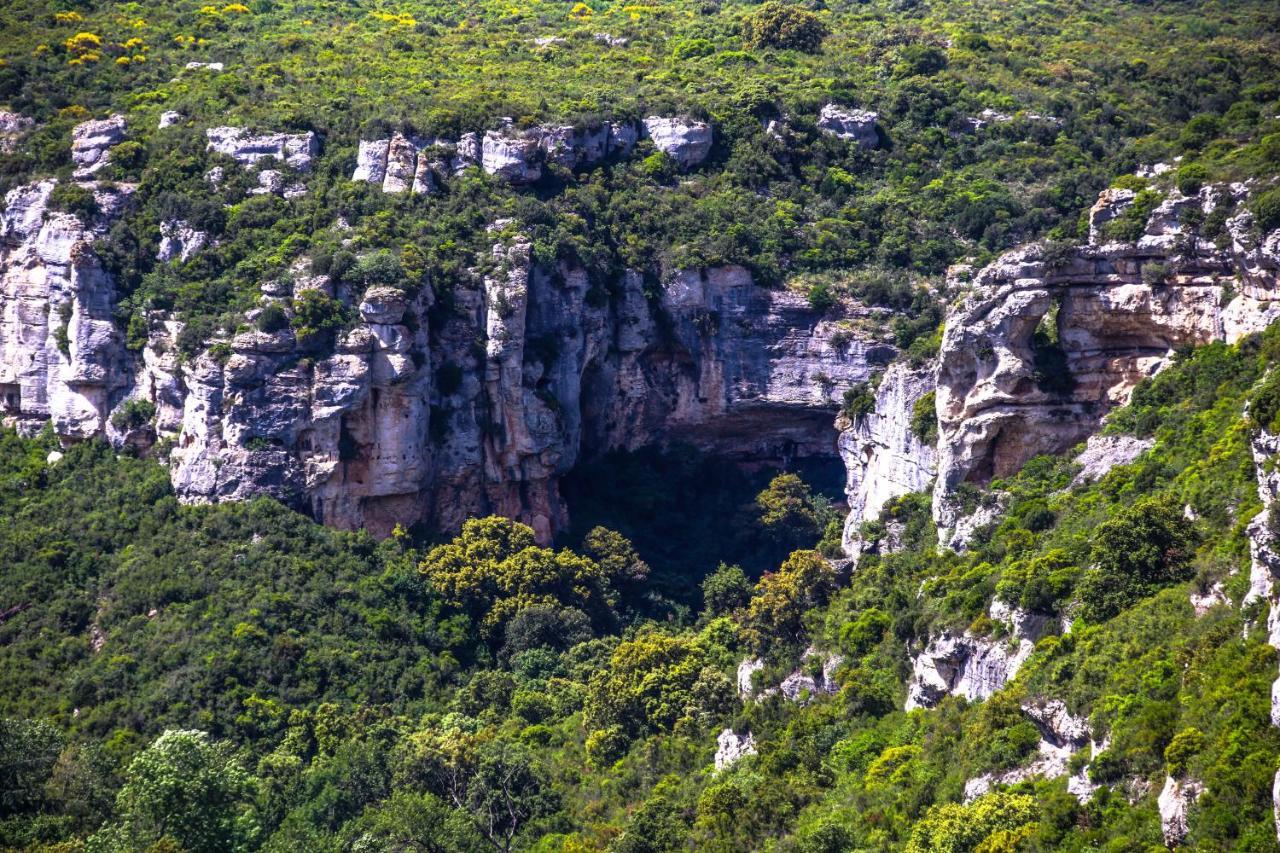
top-left (1076, 495), bottom-right (1197, 622)
top-left (742, 3), bottom-right (829, 52)
top-left (109, 398), bottom-right (156, 432)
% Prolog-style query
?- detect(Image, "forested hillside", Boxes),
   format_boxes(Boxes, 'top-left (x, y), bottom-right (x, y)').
top-left (3, 0), bottom-right (1280, 850)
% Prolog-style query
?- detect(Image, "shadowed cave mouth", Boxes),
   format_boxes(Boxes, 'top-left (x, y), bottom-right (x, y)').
top-left (558, 442), bottom-right (846, 609)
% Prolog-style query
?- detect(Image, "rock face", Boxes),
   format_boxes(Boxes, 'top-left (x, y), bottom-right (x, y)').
top-left (963, 699), bottom-right (1093, 803)
top-left (932, 185), bottom-right (1280, 543)
top-left (205, 127), bottom-right (318, 171)
top-left (642, 117), bottom-right (712, 169)
top-left (736, 647), bottom-right (844, 703)
top-left (1071, 433), bottom-right (1153, 486)
top-left (905, 632), bottom-right (1033, 710)
top-left (481, 131), bottom-right (542, 184)
top-left (351, 118), bottom-right (682, 190)
top-left (714, 729), bottom-right (756, 771)
top-left (2, 179), bottom-right (883, 538)
top-left (71, 116), bottom-right (127, 178)
top-left (0, 111), bottom-right (34, 153)
top-left (1159, 775), bottom-right (1204, 848)
top-left (838, 360), bottom-right (937, 556)
top-left (1243, 428), bottom-right (1280, 728)
top-left (0, 179), bottom-right (134, 437)
top-left (156, 220), bottom-right (208, 264)
top-left (906, 598), bottom-right (1052, 710)
top-left (817, 104), bottom-right (880, 149)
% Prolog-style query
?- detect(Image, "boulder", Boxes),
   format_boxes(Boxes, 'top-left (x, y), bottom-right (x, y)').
top-left (158, 111), bottom-right (183, 129)
top-left (71, 115), bottom-right (127, 178)
top-left (817, 104), bottom-right (880, 149)
top-left (642, 116), bottom-right (712, 169)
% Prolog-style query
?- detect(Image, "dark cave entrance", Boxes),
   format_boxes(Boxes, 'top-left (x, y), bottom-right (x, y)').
top-left (558, 437), bottom-right (847, 609)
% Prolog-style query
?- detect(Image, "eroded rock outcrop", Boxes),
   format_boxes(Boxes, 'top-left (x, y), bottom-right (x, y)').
top-left (1159, 775), bottom-right (1204, 848)
top-left (642, 116), bottom-right (712, 169)
top-left (156, 220), bottom-right (209, 264)
top-left (714, 728), bottom-right (756, 771)
top-left (933, 185), bottom-right (1280, 544)
top-left (71, 115), bottom-right (127, 179)
top-left (205, 126), bottom-right (318, 171)
top-left (964, 699), bottom-right (1094, 803)
top-left (2, 178), bottom-right (882, 538)
top-left (351, 118), bottom-right (691, 191)
top-left (817, 104), bottom-right (880, 149)
top-left (0, 111), bottom-right (34, 153)
top-left (838, 360), bottom-right (937, 557)
top-left (907, 597), bottom-right (1052, 710)
top-left (0, 179), bottom-right (134, 437)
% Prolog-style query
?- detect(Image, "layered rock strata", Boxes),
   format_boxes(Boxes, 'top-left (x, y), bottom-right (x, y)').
top-left (1, 181), bottom-right (884, 539)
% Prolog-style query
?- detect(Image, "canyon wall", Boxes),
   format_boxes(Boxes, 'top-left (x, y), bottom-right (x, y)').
top-left (1, 180), bottom-right (889, 540)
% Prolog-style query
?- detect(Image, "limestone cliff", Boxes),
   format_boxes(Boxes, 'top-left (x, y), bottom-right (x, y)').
top-left (930, 184), bottom-right (1278, 546)
top-left (0, 180), bottom-right (886, 540)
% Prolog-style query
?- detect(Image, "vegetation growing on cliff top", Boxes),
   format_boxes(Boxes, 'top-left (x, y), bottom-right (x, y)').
top-left (2, 0), bottom-right (1278, 347)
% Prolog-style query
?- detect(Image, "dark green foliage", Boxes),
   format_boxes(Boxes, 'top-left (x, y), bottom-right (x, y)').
top-left (109, 398), bottom-right (155, 431)
top-left (1076, 495), bottom-right (1197, 622)
top-left (1253, 188), bottom-right (1280, 233)
top-left (909, 390), bottom-right (937, 444)
top-left (702, 563), bottom-right (752, 617)
top-left (255, 301), bottom-right (289, 333)
top-left (48, 182), bottom-right (98, 219)
top-left (841, 382), bottom-right (875, 421)
top-left (290, 290), bottom-right (349, 343)
top-left (742, 3), bottom-right (829, 53)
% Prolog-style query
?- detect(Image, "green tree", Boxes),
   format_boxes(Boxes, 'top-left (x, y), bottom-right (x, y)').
top-left (1076, 494), bottom-right (1197, 621)
top-left (702, 563), bottom-right (752, 616)
top-left (743, 3), bottom-right (829, 52)
top-left (756, 473), bottom-right (821, 553)
top-left (745, 550), bottom-right (836, 651)
top-left (420, 516), bottom-right (619, 641)
top-left (89, 730), bottom-right (258, 853)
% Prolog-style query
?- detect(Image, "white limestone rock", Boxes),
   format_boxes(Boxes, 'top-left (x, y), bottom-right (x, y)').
top-left (481, 131), bottom-right (542, 183)
top-left (642, 116), bottom-right (712, 169)
top-left (714, 729), bottom-right (756, 771)
top-left (1158, 775), bottom-right (1204, 848)
top-left (353, 138), bottom-right (390, 184)
top-left (382, 133), bottom-right (418, 193)
top-left (1088, 188), bottom-right (1136, 244)
top-left (817, 104), bottom-right (880, 149)
top-left (0, 111), bottom-right (34, 153)
top-left (1072, 433), bottom-right (1153, 486)
top-left (839, 360), bottom-right (937, 558)
top-left (737, 657), bottom-right (764, 698)
top-left (71, 115), bottom-right (126, 178)
top-left (205, 126), bottom-right (318, 171)
top-left (156, 219), bottom-right (208, 264)
top-left (932, 187), bottom-right (1280, 543)
top-left (905, 632), bottom-right (1034, 710)
top-left (157, 111), bottom-right (183, 129)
